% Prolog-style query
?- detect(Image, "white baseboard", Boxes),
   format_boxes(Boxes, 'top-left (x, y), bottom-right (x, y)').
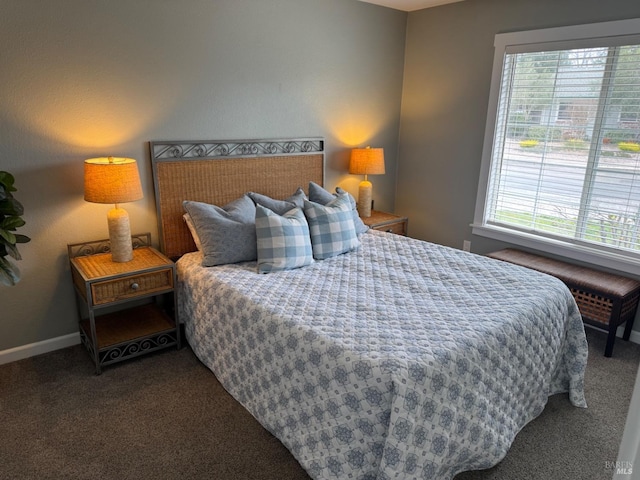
top-left (0, 333), bottom-right (81, 366)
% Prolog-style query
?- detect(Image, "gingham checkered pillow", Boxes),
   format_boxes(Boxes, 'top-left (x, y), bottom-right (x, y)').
top-left (308, 181), bottom-right (369, 235)
top-left (303, 193), bottom-right (360, 260)
top-left (255, 204), bottom-right (313, 273)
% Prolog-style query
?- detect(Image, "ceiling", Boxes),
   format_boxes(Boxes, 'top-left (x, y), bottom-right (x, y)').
top-left (358, 0), bottom-right (464, 11)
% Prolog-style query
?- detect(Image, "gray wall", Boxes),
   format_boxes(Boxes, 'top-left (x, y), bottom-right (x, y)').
top-left (0, 0), bottom-right (407, 351)
top-left (398, 0), bottom-right (640, 251)
top-left (397, 0), bottom-right (640, 335)
top-left (5, 0), bottom-right (640, 353)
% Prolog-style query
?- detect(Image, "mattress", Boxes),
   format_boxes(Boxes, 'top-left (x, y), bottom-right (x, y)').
top-left (176, 230), bottom-right (588, 479)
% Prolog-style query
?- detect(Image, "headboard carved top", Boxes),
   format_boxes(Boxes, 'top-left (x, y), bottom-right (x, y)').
top-left (149, 138), bottom-right (325, 259)
top-left (151, 138), bottom-right (324, 161)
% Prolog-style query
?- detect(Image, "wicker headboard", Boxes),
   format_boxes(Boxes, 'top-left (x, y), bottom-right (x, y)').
top-left (149, 138), bottom-right (325, 259)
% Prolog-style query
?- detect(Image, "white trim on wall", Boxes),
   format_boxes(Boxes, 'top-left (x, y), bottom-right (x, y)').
top-left (614, 365), bottom-right (640, 479)
top-left (0, 333), bottom-right (80, 366)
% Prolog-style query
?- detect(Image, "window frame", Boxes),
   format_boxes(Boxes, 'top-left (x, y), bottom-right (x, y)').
top-left (473, 18), bottom-right (640, 276)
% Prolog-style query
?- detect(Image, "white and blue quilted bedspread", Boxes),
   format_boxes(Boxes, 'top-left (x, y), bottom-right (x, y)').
top-left (177, 230), bottom-right (588, 480)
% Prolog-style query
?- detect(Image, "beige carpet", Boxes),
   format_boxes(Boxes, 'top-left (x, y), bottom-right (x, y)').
top-left (1, 327), bottom-right (637, 480)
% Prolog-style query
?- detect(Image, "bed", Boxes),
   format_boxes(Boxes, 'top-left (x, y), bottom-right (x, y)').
top-left (150, 138), bottom-right (588, 480)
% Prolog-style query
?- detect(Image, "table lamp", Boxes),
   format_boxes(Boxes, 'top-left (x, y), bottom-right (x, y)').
top-left (349, 146), bottom-right (385, 217)
top-left (84, 157), bottom-right (143, 262)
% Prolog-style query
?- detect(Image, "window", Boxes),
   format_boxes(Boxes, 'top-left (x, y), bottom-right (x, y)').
top-left (474, 19), bottom-right (640, 274)
top-left (557, 102), bottom-right (572, 121)
top-left (620, 109), bottom-right (639, 123)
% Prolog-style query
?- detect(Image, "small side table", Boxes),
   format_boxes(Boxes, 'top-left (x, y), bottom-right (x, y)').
top-left (68, 233), bottom-right (180, 374)
top-left (361, 210), bottom-right (408, 236)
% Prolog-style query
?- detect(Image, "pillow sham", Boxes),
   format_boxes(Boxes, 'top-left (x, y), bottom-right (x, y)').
top-left (255, 204), bottom-right (313, 273)
top-left (247, 187), bottom-right (306, 215)
top-left (183, 213), bottom-right (202, 251)
top-left (183, 195), bottom-right (257, 267)
top-left (303, 193), bottom-right (360, 260)
top-left (308, 181), bottom-right (368, 235)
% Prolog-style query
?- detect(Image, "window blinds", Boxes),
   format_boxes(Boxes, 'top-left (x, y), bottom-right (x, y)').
top-left (486, 43), bottom-right (640, 255)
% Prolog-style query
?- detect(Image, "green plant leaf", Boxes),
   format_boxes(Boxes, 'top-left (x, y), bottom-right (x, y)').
top-left (0, 197), bottom-right (23, 216)
top-left (1, 216), bottom-right (25, 230)
top-left (0, 229), bottom-right (16, 245)
top-left (0, 172), bottom-right (27, 285)
top-left (0, 171), bottom-right (16, 192)
top-left (14, 234), bottom-right (30, 244)
top-left (4, 242), bottom-right (21, 261)
top-left (0, 256), bottom-right (19, 286)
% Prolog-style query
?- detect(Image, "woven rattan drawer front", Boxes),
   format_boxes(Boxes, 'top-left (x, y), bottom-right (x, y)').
top-left (372, 221), bottom-right (406, 235)
top-left (90, 268), bottom-right (173, 306)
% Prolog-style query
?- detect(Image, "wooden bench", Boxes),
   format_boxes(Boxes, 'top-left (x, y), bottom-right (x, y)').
top-left (487, 248), bottom-right (640, 357)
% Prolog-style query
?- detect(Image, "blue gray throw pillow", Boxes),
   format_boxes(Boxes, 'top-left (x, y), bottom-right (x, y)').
top-left (303, 194), bottom-right (360, 260)
top-left (248, 187), bottom-right (306, 215)
top-left (183, 196), bottom-right (257, 266)
top-left (308, 181), bottom-right (368, 235)
top-left (255, 204), bottom-right (313, 273)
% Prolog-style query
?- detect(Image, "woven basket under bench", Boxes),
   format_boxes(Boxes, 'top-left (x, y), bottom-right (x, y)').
top-left (487, 248), bottom-right (640, 357)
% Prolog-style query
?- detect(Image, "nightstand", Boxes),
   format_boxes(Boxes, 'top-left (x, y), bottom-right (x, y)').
top-left (68, 233), bottom-right (180, 374)
top-left (362, 210), bottom-right (408, 236)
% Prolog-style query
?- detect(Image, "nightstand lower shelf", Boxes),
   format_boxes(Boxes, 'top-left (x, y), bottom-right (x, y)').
top-left (79, 304), bottom-right (179, 368)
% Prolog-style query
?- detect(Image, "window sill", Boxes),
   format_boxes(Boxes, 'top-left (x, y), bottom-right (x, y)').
top-left (471, 223), bottom-right (640, 277)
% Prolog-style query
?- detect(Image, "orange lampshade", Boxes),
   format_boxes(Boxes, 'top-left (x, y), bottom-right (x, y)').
top-left (84, 156), bottom-right (143, 263)
top-left (349, 146), bottom-right (385, 218)
top-left (349, 146), bottom-right (385, 176)
top-left (84, 157), bottom-right (143, 204)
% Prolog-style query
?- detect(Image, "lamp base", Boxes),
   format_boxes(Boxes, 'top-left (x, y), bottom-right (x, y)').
top-left (107, 207), bottom-right (133, 262)
top-left (357, 180), bottom-right (373, 218)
